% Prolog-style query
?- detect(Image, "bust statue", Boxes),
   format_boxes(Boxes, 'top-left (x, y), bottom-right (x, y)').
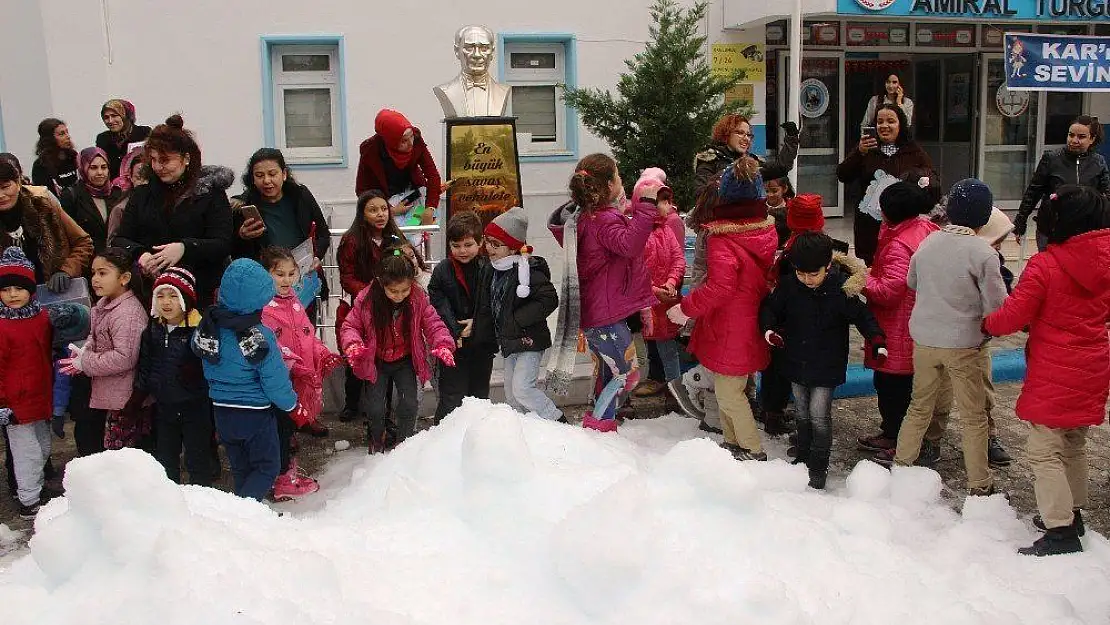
top-left (434, 25), bottom-right (511, 118)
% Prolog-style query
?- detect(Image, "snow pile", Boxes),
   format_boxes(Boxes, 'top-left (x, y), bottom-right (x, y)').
top-left (1, 398), bottom-right (1108, 625)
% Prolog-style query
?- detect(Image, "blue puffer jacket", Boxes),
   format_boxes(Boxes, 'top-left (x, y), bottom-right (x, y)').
top-left (200, 259), bottom-right (297, 411)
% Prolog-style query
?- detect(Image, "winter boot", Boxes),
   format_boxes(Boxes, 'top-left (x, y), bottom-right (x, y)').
top-left (667, 379), bottom-right (705, 420)
top-left (762, 410), bottom-right (792, 436)
top-left (582, 412), bottom-right (619, 433)
top-left (1034, 509), bottom-right (1086, 537)
top-left (699, 421), bottom-right (723, 434)
top-left (338, 408), bottom-right (357, 423)
top-left (808, 470), bottom-right (828, 490)
top-left (987, 436), bottom-right (1013, 468)
top-left (18, 500), bottom-right (40, 520)
top-left (632, 380), bottom-right (665, 397)
top-left (732, 447), bottom-right (768, 462)
top-left (858, 434), bottom-right (897, 452)
top-left (51, 413), bottom-right (66, 439)
top-left (1018, 525), bottom-right (1083, 557)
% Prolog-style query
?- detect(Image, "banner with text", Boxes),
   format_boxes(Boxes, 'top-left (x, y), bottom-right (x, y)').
top-left (445, 117), bottom-right (524, 234)
top-left (1005, 33), bottom-right (1110, 92)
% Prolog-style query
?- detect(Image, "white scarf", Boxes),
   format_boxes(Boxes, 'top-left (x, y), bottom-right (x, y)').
top-left (491, 254), bottom-right (531, 298)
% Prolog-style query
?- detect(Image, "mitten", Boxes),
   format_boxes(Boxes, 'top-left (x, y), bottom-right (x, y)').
top-left (781, 121), bottom-right (800, 138)
top-left (764, 330), bottom-right (785, 348)
top-left (47, 272), bottom-right (72, 294)
top-left (0, 408), bottom-right (12, 427)
top-left (344, 343), bottom-right (367, 364)
top-left (290, 403), bottom-right (311, 427)
top-left (321, 352), bottom-right (345, 377)
top-left (666, 304), bottom-right (689, 325)
top-left (432, 346), bottom-right (455, 367)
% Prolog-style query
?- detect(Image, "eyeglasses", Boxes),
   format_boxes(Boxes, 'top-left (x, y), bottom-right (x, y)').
top-left (732, 131), bottom-right (755, 138)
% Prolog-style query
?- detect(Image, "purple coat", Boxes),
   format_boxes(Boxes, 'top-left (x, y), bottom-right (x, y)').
top-left (551, 199), bottom-right (655, 329)
top-left (82, 290), bottom-right (147, 410)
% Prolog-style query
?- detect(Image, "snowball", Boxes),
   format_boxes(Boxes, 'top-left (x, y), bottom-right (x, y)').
top-left (333, 439), bottom-right (350, 451)
top-left (890, 464), bottom-right (943, 509)
top-left (845, 459), bottom-right (892, 500)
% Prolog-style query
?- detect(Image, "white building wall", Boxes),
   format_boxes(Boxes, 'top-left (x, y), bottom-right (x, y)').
top-left (0, 0), bottom-right (55, 162)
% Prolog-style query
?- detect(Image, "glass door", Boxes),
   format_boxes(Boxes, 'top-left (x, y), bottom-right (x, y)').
top-left (780, 51), bottom-right (846, 216)
top-left (978, 54), bottom-right (1038, 208)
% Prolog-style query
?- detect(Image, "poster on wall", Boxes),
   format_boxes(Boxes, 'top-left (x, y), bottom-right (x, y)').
top-left (1004, 33), bottom-right (1110, 92)
top-left (711, 43), bottom-right (766, 82)
top-left (946, 72), bottom-right (970, 123)
top-left (724, 83), bottom-right (755, 108)
top-left (445, 117), bottom-right (524, 233)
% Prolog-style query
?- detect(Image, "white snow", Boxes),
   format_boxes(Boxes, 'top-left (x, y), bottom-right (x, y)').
top-left (333, 439), bottom-right (351, 452)
top-left (1, 398), bottom-right (1109, 625)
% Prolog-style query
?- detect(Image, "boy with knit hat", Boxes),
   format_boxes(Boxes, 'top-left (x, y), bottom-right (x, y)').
top-left (0, 247), bottom-right (55, 519)
top-left (138, 267), bottom-right (214, 485)
top-left (483, 207), bottom-right (562, 422)
top-left (892, 179), bottom-right (1008, 496)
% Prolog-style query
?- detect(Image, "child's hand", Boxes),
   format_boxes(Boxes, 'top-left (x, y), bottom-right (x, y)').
top-left (869, 336), bottom-right (888, 363)
top-left (321, 353), bottom-right (345, 377)
top-left (59, 356), bottom-right (81, 376)
top-left (666, 304), bottom-right (689, 325)
top-left (764, 331), bottom-right (785, 348)
top-left (432, 346), bottom-right (455, 367)
top-left (344, 343), bottom-right (367, 364)
top-left (290, 403), bottom-right (311, 426)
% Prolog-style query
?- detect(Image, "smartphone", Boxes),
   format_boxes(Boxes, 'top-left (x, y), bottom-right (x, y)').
top-left (239, 205), bottom-right (263, 223)
top-left (862, 126), bottom-right (878, 141)
top-left (399, 189), bottom-right (421, 205)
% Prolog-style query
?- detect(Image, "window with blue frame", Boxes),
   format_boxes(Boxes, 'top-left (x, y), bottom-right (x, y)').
top-left (500, 35), bottom-right (577, 160)
top-left (262, 37), bottom-right (347, 166)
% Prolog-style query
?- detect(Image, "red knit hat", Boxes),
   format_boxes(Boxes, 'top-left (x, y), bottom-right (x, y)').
top-left (787, 194), bottom-right (825, 233)
top-left (374, 109), bottom-right (415, 169)
top-left (151, 267), bottom-right (197, 317)
top-left (0, 246), bottom-right (36, 293)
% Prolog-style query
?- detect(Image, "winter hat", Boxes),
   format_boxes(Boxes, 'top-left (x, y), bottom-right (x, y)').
top-left (374, 109), bottom-right (415, 169)
top-left (786, 194), bottom-right (825, 233)
top-left (632, 167), bottom-right (672, 203)
top-left (0, 246), bottom-right (37, 293)
top-left (485, 207), bottom-right (534, 298)
top-left (977, 208), bottom-right (1015, 246)
top-left (879, 181), bottom-right (932, 225)
top-left (151, 267), bottom-right (198, 317)
top-left (48, 303), bottom-right (91, 348)
top-left (945, 179), bottom-right (993, 229)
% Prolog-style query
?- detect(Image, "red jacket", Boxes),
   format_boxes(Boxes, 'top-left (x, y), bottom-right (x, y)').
top-left (642, 217), bottom-right (686, 341)
top-left (984, 229), bottom-right (1110, 429)
top-left (0, 311), bottom-right (53, 424)
top-left (338, 283), bottom-right (453, 385)
top-left (354, 132), bottom-right (442, 208)
top-left (862, 217), bottom-right (938, 374)
top-left (681, 217), bottom-right (778, 377)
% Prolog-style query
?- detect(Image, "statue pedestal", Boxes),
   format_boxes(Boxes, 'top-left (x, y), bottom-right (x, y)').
top-left (442, 116), bottom-right (524, 234)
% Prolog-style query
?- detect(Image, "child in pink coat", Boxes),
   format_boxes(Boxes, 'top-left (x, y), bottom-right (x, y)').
top-left (339, 252), bottom-right (455, 452)
top-left (261, 247), bottom-right (343, 499)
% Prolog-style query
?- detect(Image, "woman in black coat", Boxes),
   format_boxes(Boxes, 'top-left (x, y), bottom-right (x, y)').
top-left (96, 99), bottom-right (152, 179)
top-left (59, 147), bottom-right (124, 256)
top-left (231, 148), bottom-right (330, 262)
top-left (113, 115), bottom-right (233, 306)
top-left (30, 118), bottom-right (79, 196)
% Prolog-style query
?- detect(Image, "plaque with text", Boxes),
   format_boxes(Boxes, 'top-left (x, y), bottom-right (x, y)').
top-left (444, 116), bottom-right (524, 235)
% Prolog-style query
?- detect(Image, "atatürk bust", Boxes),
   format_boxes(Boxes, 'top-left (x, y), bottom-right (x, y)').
top-left (434, 25), bottom-right (511, 118)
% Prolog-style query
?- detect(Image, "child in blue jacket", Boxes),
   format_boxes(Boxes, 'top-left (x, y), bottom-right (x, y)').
top-left (192, 258), bottom-right (306, 501)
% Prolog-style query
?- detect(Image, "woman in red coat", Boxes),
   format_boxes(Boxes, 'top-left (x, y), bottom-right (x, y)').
top-left (984, 186), bottom-right (1110, 557)
top-left (354, 109), bottom-right (442, 224)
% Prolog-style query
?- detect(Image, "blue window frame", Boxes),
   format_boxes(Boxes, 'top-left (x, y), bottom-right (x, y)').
top-left (497, 33), bottom-right (579, 162)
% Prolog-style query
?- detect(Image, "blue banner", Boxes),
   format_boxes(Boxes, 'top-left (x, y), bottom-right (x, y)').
top-left (837, 0), bottom-right (1110, 21)
top-left (1005, 34), bottom-right (1110, 92)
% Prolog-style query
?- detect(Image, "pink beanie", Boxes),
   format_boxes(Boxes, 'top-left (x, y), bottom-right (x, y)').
top-left (632, 167), bottom-right (672, 203)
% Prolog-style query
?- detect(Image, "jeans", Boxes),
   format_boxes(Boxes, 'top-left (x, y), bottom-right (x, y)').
top-left (213, 405), bottom-right (281, 501)
top-left (584, 322), bottom-right (635, 421)
top-left (873, 371), bottom-right (913, 440)
top-left (654, 339), bottom-right (683, 382)
top-left (7, 421), bottom-right (51, 506)
top-left (503, 351), bottom-right (561, 420)
top-left (791, 384), bottom-right (834, 474)
top-left (155, 399), bottom-right (214, 486)
top-left (364, 358), bottom-right (419, 443)
top-left (436, 349), bottom-right (495, 423)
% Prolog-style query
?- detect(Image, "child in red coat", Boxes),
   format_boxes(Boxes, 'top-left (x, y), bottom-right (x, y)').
top-left (985, 186), bottom-right (1110, 557)
top-left (339, 252), bottom-right (454, 452)
top-left (0, 247), bottom-right (55, 519)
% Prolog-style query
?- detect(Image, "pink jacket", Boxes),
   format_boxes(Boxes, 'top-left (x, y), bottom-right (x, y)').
top-left (862, 217), bottom-right (938, 374)
top-left (262, 293), bottom-right (337, 424)
top-left (551, 199), bottom-right (656, 329)
top-left (82, 290), bottom-right (147, 410)
top-left (339, 284), bottom-right (453, 385)
top-left (681, 217), bottom-right (778, 376)
top-left (642, 217), bottom-right (686, 340)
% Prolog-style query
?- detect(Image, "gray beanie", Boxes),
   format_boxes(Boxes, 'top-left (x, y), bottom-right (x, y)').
top-left (484, 206), bottom-right (529, 252)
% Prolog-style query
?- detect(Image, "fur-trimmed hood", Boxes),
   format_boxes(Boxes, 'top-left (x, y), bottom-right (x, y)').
top-left (194, 165), bottom-right (235, 196)
top-left (704, 215), bottom-right (775, 236)
top-left (833, 252), bottom-right (867, 298)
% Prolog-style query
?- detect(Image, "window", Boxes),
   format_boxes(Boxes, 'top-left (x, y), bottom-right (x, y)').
top-left (262, 39), bottom-right (347, 166)
top-left (502, 37), bottom-right (577, 159)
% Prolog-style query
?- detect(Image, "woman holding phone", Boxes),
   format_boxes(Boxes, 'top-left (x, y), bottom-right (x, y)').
top-left (860, 73), bottom-right (914, 131)
top-left (837, 104), bottom-right (934, 265)
top-left (231, 148), bottom-right (330, 263)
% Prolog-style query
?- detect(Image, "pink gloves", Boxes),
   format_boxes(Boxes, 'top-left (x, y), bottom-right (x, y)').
top-left (432, 346), bottom-right (455, 367)
top-left (764, 331), bottom-right (785, 348)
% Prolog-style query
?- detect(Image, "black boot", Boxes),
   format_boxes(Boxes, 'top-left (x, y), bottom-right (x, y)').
top-left (1033, 509), bottom-right (1085, 537)
top-left (1018, 525), bottom-right (1083, 556)
top-left (808, 469), bottom-right (827, 490)
top-left (762, 411), bottom-right (792, 436)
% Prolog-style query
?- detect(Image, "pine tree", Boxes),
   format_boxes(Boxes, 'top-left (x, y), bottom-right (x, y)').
top-left (562, 0), bottom-right (748, 209)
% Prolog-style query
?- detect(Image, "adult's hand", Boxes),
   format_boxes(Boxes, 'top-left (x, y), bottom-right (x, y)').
top-left (459, 319), bottom-right (473, 338)
top-left (150, 242), bottom-right (186, 272)
top-left (238, 217), bottom-right (267, 240)
top-left (858, 135), bottom-right (878, 154)
top-left (138, 252), bottom-right (159, 275)
top-left (47, 272), bottom-right (71, 294)
top-left (895, 85), bottom-right (905, 106)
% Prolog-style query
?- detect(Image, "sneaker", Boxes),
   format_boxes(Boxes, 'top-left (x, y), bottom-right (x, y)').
top-left (631, 379), bottom-right (664, 397)
top-left (582, 412), bottom-right (619, 433)
top-left (732, 448), bottom-right (768, 462)
top-left (719, 441), bottom-right (743, 455)
top-left (858, 434), bottom-right (897, 452)
top-left (299, 420), bottom-right (330, 438)
top-left (699, 420), bottom-right (723, 435)
top-left (666, 379), bottom-right (705, 419)
top-left (1018, 526), bottom-right (1083, 557)
top-left (871, 448), bottom-right (896, 467)
top-left (917, 440), bottom-right (941, 468)
top-left (988, 436), bottom-right (1013, 468)
top-left (18, 500), bottom-right (40, 520)
top-left (808, 470), bottom-right (828, 490)
top-left (1033, 510), bottom-right (1086, 537)
top-left (968, 484), bottom-right (996, 497)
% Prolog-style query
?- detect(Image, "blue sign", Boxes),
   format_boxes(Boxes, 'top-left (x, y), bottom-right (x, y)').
top-left (837, 0), bottom-right (1110, 21)
top-left (1005, 34), bottom-right (1110, 91)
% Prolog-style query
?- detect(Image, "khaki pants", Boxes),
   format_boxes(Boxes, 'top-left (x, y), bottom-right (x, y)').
top-left (926, 355), bottom-right (998, 442)
top-left (715, 373), bottom-right (763, 452)
top-left (894, 344), bottom-right (992, 490)
top-left (1027, 424), bottom-right (1089, 529)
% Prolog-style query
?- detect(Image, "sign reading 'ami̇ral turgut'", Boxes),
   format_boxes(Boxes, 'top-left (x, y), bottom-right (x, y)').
top-left (838, 0), bottom-right (1110, 20)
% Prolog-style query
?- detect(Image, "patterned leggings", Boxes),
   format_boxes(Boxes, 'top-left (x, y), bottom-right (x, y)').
top-left (584, 322), bottom-right (637, 421)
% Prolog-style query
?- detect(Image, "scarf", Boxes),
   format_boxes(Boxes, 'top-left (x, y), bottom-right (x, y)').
top-left (880, 143), bottom-right (898, 157)
top-left (942, 224), bottom-right (976, 237)
top-left (374, 109), bottom-right (416, 170)
top-left (78, 147), bottom-right (113, 199)
top-left (543, 205), bottom-right (581, 396)
top-left (490, 254), bottom-right (532, 298)
top-left (192, 305), bottom-right (269, 365)
top-left (112, 146), bottom-right (144, 194)
top-left (102, 99), bottom-right (136, 151)
top-left (0, 299), bottom-right (41, 320)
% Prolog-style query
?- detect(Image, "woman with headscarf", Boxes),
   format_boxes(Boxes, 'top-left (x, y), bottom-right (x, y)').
top-left (31, 118), bottom-right (79, 196)
top-left (354, 109), bottom-right (442, 224)
top-left (105, 146), bottom-right (147, 246)
top-left (95, 99), bottom-right (152, 179)
top-left (59, 147), bottom-right (124, 255)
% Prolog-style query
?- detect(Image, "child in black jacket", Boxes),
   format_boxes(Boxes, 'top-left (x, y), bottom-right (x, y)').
top-left (135, 268), bottom-right (212, 485)
top-left (428, 211), bottom-right (498, 423)
top-left (760, 233), bottom-right (886, 489)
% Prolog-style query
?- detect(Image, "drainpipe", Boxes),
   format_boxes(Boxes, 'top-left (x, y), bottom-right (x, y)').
top-left (787, 0), bottom-right (802, 189)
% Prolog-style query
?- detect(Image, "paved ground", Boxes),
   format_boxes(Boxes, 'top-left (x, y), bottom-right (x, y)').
top-left (1, 381), bottom-right (1106, 555)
